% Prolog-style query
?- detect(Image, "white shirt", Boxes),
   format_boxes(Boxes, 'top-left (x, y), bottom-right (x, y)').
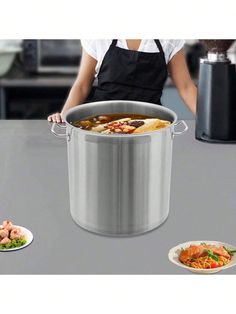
top-left (81, 39), bottom-right (185, 77)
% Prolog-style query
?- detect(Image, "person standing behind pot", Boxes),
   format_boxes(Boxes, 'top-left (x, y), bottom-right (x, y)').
top-left (48, 39), bottom-right (197, 123)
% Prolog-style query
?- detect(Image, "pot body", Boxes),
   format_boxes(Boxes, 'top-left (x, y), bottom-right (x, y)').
top-left (64, 101), bottom-right (178, 236)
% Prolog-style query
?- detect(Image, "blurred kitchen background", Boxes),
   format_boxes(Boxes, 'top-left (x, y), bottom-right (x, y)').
top-left (0, 39), bottom-right (235, 120)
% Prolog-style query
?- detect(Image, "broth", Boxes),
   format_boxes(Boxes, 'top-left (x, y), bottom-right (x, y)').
top-left (71, 113), bottom-right (171, 135)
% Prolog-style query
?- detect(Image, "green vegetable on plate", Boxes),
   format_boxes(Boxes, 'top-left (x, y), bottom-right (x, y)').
top-left (0, 238), bottom-right (27, 250)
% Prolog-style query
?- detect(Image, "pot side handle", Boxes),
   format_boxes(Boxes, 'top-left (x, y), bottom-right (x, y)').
top-left (51, 122), bottom-right (67, 139)
top-left (172, 120), bottom-right (188, 137)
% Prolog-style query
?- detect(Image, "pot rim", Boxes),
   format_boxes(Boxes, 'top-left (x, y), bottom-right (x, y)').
top-left (63, 100), bottom-right (178, 138)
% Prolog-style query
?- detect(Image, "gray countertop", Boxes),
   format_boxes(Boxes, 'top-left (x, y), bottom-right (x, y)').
top-left (0, 120), bottom-right (235, 274)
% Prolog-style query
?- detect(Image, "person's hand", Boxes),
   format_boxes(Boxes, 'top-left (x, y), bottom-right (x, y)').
top-left (47, 112), bottom-right (64, 123)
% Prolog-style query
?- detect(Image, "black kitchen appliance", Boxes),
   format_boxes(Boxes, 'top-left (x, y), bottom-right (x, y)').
top-left (196, 40), bottom-right (236, 143)
top-left (22, 40), bottom-right (81, 74)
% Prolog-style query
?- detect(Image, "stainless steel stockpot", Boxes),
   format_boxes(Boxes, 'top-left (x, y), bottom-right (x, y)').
top-left (51, 100), bottom-right (188, 236)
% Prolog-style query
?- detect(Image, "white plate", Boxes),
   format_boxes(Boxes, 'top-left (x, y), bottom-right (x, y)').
top-left (168, 240), bottom-right (236, 274)
top-left (0, 226), bottom-right (33, 252)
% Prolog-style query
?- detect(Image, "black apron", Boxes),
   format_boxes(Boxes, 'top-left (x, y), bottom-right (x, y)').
top-left (86, 39), bottom-right (168, 105)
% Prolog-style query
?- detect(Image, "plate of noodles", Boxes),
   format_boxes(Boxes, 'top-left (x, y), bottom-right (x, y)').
top-left (168, 241), bottom-right (236, 274)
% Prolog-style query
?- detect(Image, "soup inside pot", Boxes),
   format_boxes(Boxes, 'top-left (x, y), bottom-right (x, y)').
top-left (71, 113), bottom-right (171, 134)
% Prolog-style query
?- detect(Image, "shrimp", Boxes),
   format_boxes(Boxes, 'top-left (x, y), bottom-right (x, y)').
top-left (2, 220), bottom-right (13, 231)
top-left (205, 245), bottom-right (230, 259)
top-left (0, 237), bottom-right (11, 244)
top-left (10, 228), bottom-right (23, 240)
top-left (179, 245), bottom-right (206, 263)
top-left (0, 229), bottom-right (9, 239)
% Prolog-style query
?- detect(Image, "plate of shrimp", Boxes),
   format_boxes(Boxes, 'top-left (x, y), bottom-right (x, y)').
top-left (168, 241), bottom-right (236, 274)
top-left (0, 220), bottom-right (33, 252)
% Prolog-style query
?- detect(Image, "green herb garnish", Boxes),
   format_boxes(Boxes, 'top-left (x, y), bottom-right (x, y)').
top-left (223, 246), bottom-right (236, 256)
top-left (204, 249), bottom-right (219, 261)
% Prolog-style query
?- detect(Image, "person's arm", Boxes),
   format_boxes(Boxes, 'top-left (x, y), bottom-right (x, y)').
top-left (48, 49), bottom-right (97, 123)
top-left (167, 49), bottom-right (197, 115)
